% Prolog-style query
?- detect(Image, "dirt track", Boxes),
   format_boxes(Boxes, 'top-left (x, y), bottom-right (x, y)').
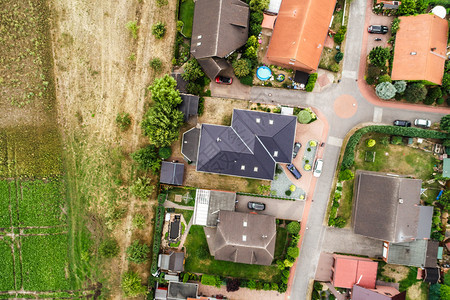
top-left (49, 0), bottom-right (177, 297)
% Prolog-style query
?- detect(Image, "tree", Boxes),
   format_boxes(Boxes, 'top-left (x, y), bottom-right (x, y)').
top-left (226, 278), bottom-right (240, 292)
top-left (249, 0), bottom-right (269, 12)
top-left (391, 18), bottom-right (401, 34)
top-left (99, 239), bottom-right (119, 258)
top-left (244, 46), bottom-right (258, 60)
top-left (424, 87), bottom-right (442, 105)
top-left (442, 73), bottom-right (450, 92)
top-left (333, 26), bottom-right (347, 45)
top-left (126, 240), bottom-right (150, 264)
top-left (393, 80), bottom-right (406, 93)
top-left (232, 59), bottom-right (251, 78)
top-left (368, 46), bottom-right (390, 68)
top-left (131, 145), bottom-right (161, 173)
top-left (246, 35), bottom-right (259, 49)
top-left (375, 82), bottom-right (396, 100)
top-left (250, 22), bottom-right (262, 36)
top-left (397, 0), bottom-right (416, 16)
top-left (442, 115), bottom-right (450, 132)
top-left (441, 285), bottom-right (450, 300)
top-left (181, 59), bottom-right (205, 82)
top-left (404, 83), bottom-right (427, 103)
top-left (287, 246), bottom-right (299, 259)
top-left (126, 21), bottom-right (139, 39)
top-left (429, 284), bottom-right (441, 300)
top-left (149, 58), bottom-right (163, 72)
top-left (286, 221), bottom-right (301, 234)
top-left (121, 271), bottom-right (147, 297)
top-left (152, 22), bottom-right (166, 39)
top-left (338, 169), bottom-right (354, 181)
top-left (130, 177), bottom-right (154, 200)
top-left (148, 75), bottom-right (182, 106)
top-left (158, 147), bottom-right (172, 159)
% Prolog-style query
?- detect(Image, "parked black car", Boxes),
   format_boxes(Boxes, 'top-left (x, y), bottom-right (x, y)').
top-left (368, 25), bottom-right (388, 34)
top-left (247, 201), bottom-right (265, 211)
top-left (287, 163), bottom-right (302, 179)
top-left (393, 120), bottom-right (411, 127)
top-left (293, 142), bottom-right (302, 158)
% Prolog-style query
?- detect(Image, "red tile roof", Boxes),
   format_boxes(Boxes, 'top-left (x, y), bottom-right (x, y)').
top-left (266, 0), bottom-right (336, 73)
top-left (332, 254), bottom-right (378, 289)
top-left (391, 14), bottom-right (449, 85)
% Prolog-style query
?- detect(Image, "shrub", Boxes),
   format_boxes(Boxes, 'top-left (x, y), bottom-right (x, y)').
top-left (116, 112), bottom-right (131, 131)
top-left (391, 136), bottom-right (403, 145)
top-left (368, 65), bottom-right (382, 78)
top-left (244, 46), bottom-right (258, 60)
top-left (366, 77), bottom-right (375, 85)
top-left (305, 73), bottom-right (318, 92)
top-left (263, 283), bottom-right (270, 291)
top-left (369, 46), bottom-right (390, 68)
top-left (99, 239), bottom-right (119, 258)
top-left (330, 63), bottom-right (340, 72)
top-left (232, 59), bottom-right (251, 78)
top-left (338, 169), bottom-right (354, 181)
top-left (436, 98), bottom-right (445, 105)
top-left (278, 283), bottom-right (288, 293)
top-left (271, 283), bottom-right (279, 291)
top-left (249, 0), bottom-right (270, 12)
top-left (249, 22), bottom-right (262, 36)
top-left (391, 18), bottom-right (400, 34)
top-left (443, 73), bottom-right (450, 92)
top-left (149, 58), bottom-right (163, 72)
top-left (310, 140), bottom-right (317, 147)
top-left (158, 147), bottom-right (172, 159)
top-left (132, 213), bottom-right (145, 229)
top-left (287, 246), bottom-right (300, 258)
top-left (297, 110), bottom-right (312, 124)
top-left (366, 139), bottom-right (376, 147)
top-left (393, 80), bottom-right (407, 93)
top-left (126, 240), bottom-right (150, 264)
top-left (334, 52), bottom-right (344, 63)
top-left (290, 185), bottom-right (296, 192)
top-left (286, 221), bottom-right (301, 234)
top-left (121, 271), bottom-right (147, 297)
top-left (333, 26), bottom-right (347, 44)
top-left (152, 22), bottom-right (166, 39)
top-left (378, 74), bottom-right (391, 83)
top-left (380, 136), bottom-right (389, 145)
top-left (157, 0), bottom-right (168, 6)
top-left (285, 190), bottom-right (292, 196)
top-left (250, 11), bottom-right (264, 24)
top-left (176, 20), bottom-right (183, 31)
top-left (131, 145), bottom-right (161, 173)
top-left (376, 82), bottom-right (396, 100)
top-left (126, 21), bottom-right (139, 39)
top-left (226, 278), bottom-right (240, 292)
top-left (304, 164), bottom-right (311, 170)
top-left (405, 83), bottom-right (427, 103)
top-left (183, 273), bottom-right (189, 283)
top-left (239, 75), bottom-right (253, 86)
top-left (440, 115), bottom-right (450, 132)
top-left (130, 177), bottom-right (154, 200)
top-left (201, 274), bottom-right (221, 287)
top-left (425, 87), bottom-right (442, 105)
top-left (247, 279), bottom-right (257, 290)
top-left (182, 59), bottom-right (205, 81)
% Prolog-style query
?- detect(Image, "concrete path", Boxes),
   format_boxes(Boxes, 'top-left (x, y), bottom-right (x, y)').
top-left (163, 200), bottom-right (194, 210)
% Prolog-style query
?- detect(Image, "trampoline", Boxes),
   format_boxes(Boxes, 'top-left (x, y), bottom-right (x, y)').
top-left (276, 74), bottom-right (285, 82)
top-left (256, 66), bottom-right (272, 81)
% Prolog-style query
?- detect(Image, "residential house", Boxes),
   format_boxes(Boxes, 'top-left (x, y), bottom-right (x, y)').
top-left (204, 211), bottom-right (276, 265)
top-left (266, 0), bottom-right (336, 73)
top-left (192, 189), bottom-right (236, 227)
top-left (382, 239), bottom-right (439, 268)
top-left (158, 251), bottom-right (185, 274)
top-left (352, 284), bottom-right (406, 300)
top-left (391, 14), bottom-right (449, 85)
top-left (160, 162), bottom-right (185, 186)
top-left (182, 109), bottom-right (297, 180)
top-left (331, 254), bottom-right (378, 289)
top-left (190, 0), bottom-right (249, 79)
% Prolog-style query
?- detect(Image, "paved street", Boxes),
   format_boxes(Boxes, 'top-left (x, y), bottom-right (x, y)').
top-left (246, 1), bottom-right (450, 299)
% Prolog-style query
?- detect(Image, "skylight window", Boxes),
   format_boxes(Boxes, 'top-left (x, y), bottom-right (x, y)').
top-left (243, 221), bottom-right (247, 227)
top-left (197, 42), bottom-right (201, 46)
top-left (242, 235), bottom-right (247, 241)
top-left (256, 118), bottom-right (261, 123)
top-left (241, 165), bottom-right (246, 170)
top-left (254, 167), bottom-right (258, 172)
top-left (269, 120), bottom-right (274, 125)
top-left (198, 35), bottom-right (202, 39)
top-left (273, 151), bottom-right (278, 157)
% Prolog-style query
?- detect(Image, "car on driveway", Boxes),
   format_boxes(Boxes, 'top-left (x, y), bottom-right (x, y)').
top-left (414, 119), bottom-right (431, 128)
top-left (313, 159), bottom-right (323, 178)
top-left (293, 142), bottom-right (302, 158)
top-left (368, 25), bottom-right (388, 34)
top-left (215, 76), bottom-right (232, 85)
top-left (393, 120), bottom-right (411, 127)
top-left (287, 163), bottom-right (302, 179)
top-left (247, 201), bottom-right (265, 211)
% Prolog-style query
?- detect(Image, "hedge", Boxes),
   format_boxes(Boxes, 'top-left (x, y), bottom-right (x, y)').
top-left (201, 274), bottom-right (221, 287)
top-left (150, 200), bottom-right (166, 275)
top-left (305, 73), bottom-right (318, 92)
top-left (341, 126), bottom-right (448, 170)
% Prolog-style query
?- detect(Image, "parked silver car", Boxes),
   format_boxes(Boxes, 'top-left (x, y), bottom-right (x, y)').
top-left (414, 119), bottom-right (431, 128)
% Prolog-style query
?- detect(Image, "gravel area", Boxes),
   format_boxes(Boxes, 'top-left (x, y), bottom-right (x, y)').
top-left (301, 140), bottom-right (318, 171)
top-left (198, 284), bottom-right (285, 300)
top-left (271, 165), bottom-right (306, 200)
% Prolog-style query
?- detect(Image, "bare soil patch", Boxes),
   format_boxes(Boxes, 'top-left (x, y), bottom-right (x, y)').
top-left (198, 97), bottom-right (249, 125)
top-left (381, 264), bottom-right (409, 282)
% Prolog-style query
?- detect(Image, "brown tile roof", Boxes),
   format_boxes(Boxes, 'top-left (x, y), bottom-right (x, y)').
top-left (266, 0), bottom-right (336, 73)
top-left (391, 14), bottom-right (449, 85)
top-left (213, 211), bottom-right (276, 265)
top-left (191, 0), bottom-right (249, 59)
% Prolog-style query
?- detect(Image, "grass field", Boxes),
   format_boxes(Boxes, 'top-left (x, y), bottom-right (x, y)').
top-left (184, 225), bottom-right (281, 281)
top-left (179, 0), bottom-right (194, 38)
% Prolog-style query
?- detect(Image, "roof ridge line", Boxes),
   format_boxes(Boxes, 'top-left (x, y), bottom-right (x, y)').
top-left (230, 126), bottom-right (253, 154)
top-left (255, 135), bottom-right (276, 163)
top-left (268, 117), bottom-right (297, 160)
top-left (215, 0), bottom-right (223, 56)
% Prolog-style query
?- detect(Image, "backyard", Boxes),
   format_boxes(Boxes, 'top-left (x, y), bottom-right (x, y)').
top-left (378, 263), bottom-right (428, 300)
top-left (333, 132), bottom-right (440, 226)
top-left (178, 0), bottom-right (194, 38)
top-left (184, 225), bottom-right (282, 282)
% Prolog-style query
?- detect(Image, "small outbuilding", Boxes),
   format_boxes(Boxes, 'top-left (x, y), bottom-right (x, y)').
top-left (178, 94), bottom-right (199, 122)
top-left (160, 162), bottom-right (185, 186)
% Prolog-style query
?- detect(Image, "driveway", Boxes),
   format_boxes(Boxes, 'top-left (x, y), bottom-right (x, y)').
top-left (209, 68), bottom-right (251, 100)
top-left (235, 194), bottom-right (304, 221)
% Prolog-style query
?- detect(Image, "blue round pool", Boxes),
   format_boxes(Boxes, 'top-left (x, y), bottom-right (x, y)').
top-left (256, 66), bottom-right (272, 81)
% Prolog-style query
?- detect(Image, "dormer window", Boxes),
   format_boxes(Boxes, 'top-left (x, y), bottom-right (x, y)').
top-left (256, 118), bottom-right (261, 123)
top-left (241, 165), bottom-right (246, 170)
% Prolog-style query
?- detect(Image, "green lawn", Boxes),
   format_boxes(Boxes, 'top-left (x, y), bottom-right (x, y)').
top-left (184, 225), bottom-right (281, 281)
top-left (179, 0), bottom-right (195, 38)
top-left (274, 226), bottom-right (288, 260)
top-left (0, 238), bottom-right (15, 290)
top-left (336, 180), bottom-right (354, 222)
top-left (167, 187), bottom-right (196, 206)
top-left (175, 209), bottom-right (194, 224)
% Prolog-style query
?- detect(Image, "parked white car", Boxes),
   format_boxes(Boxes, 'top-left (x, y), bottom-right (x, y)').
top-left (414, 119), bottom-right (431, 128)
top-left (313, 159), bottom-right (323, 177)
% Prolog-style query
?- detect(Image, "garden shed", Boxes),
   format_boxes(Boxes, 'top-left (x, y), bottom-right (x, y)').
top-left (160, 162), bottom-right (185, 186)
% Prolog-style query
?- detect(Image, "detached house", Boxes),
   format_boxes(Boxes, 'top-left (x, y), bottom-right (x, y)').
top-left (190, 0), bottom-right (249, 79)
top-left (391, 14), bottom-right (449, 85)
top-left (266, 0), bottom-right (336, 73)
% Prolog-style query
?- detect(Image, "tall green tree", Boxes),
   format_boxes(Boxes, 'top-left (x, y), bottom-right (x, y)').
top-left (440, 115), bottom-right (450, 132)
top-left (182, 59), bottom-right (205, 81)
top-left (404, 83), bottom-right (427, 103)
top-left (148, 75), bottom-right (182, 106)
top-left (368, 46), bottom-right (390, 68)
top-left (249, 0), bottom-right (269, 12)
top-left (397, 0), bottom-right (416, 16)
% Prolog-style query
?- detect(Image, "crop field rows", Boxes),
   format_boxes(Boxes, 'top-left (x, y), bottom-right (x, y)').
top-left (0, 179), bottom-right (93, 298)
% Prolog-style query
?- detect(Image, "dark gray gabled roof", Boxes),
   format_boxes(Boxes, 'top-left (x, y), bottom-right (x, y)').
top-left (171, 73), bottom-right (188, 93)
top-left (196, 109), bottom-right (297, 180)
top-left (178, 94), bottom-right (199, 122)
top-left (213, 211), bottom-right (276, 266)
top-left (387, 240), bottom-right (439, 268)
top-left (159, 252), bottom-right (185, 273)
top-left (353, 171), bottom-right (433, 243)
top-left (160, 162), bottom-right (185, 185)
top-left (197, 57), bottom-right (230, 80)
top-left (167, 282), bottom-right (198, 300)
top-left (191, 0), bottom-right (249, 59)
top-left (181, 127), bottom-right (200, 163)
